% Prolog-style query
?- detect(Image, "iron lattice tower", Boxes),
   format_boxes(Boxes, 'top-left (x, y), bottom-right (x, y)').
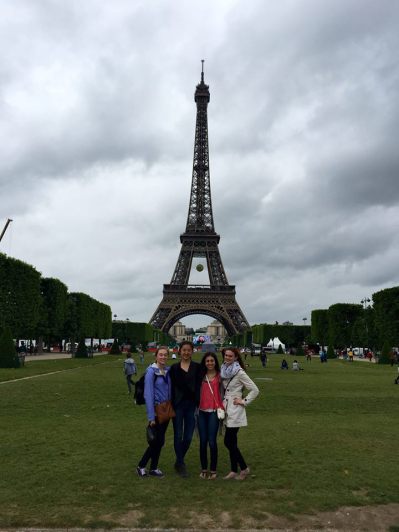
top-left (150, 63), bottom-right (250, 336)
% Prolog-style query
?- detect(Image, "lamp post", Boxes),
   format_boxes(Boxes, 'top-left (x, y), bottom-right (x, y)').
top-left (361, 298), bottom-right (371, 354)
top-left (113, 314), bottom-right (118, 345)
top-left (302, 317), bottom-right (307, 326)
top-left (125, 318), bottom-right (130, 345)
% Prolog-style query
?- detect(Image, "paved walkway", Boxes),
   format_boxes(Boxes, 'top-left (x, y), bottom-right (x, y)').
top-left (24, 352), bottom-right (109, 361)
top-left (0, 355), bottom-right (115, 385)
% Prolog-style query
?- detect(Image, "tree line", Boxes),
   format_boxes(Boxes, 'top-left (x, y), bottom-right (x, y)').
top-left (311, 286), bottom-right (399, 356)
top-left (0, 252), bottom-right (111, 363)
top-left (228, 286), bottom-right (399, 363)
top-left (0, 252), bottom-right (173, 367)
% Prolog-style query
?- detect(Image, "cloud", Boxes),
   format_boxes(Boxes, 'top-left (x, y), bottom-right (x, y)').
top-left (1, 0), bottom-right (399, 330)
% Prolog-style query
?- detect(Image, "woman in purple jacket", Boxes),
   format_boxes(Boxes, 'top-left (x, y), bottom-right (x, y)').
top-left (136, 346), bottom-right (172, 478)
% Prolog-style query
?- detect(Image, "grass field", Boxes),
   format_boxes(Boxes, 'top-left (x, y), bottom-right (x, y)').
top-left (1, 353), bottom-right (398, 529)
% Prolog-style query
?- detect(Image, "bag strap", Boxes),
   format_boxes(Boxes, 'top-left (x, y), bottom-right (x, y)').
top-left (205, 375), bottom-right (218, 408)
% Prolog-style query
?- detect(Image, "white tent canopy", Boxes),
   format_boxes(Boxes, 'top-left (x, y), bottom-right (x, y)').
top-left (266, 337), bottom-right (285, 350)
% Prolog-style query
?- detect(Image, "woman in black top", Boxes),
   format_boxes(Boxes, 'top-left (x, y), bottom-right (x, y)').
top-left (169, 341), bottom-right (201, 477)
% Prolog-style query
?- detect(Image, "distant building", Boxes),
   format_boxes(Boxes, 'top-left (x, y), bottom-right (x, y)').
top-left (169, 321), bottom-right (193, 343)
top-left (206, 320), bottom-right (226, 344)
top-left (169, 320), bottom-right (226, 344)
top-left (282, 321), bottom-right (293, 326)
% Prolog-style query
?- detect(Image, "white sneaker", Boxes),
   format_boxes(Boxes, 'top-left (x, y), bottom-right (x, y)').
top-left (136, 466), bottom-right (148, 477)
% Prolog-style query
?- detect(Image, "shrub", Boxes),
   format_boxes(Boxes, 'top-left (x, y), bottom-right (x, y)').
top-left (327, 344), bottom-right (336, 359)
top-left (277, 344), bottom-right (284, 354)
top-left (75, 339), bottom-right (88, 358)
top-left (379, 341), bottom-right (392, 364)
top-left (0, 326), bottom-right (20, 368)
top-left (109, 338), bottom-right (120, 355)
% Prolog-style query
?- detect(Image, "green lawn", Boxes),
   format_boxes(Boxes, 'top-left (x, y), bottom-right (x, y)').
top-left (0, 353), bottom-right (398, 529)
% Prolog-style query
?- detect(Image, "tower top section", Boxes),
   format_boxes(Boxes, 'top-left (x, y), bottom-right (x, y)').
top-left (185, 60), bottom-right (215, 234)
top-left (195, 59), bottom-right (210, 103)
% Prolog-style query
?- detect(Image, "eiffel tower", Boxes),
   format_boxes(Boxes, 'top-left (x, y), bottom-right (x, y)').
top-left (150, 62), bottom-right (250, 336)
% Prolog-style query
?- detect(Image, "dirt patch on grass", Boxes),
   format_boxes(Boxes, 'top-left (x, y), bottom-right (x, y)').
top-left (114, 504), bottom-right (399, 532)
top-left (242, 502), bottom-right (399, 531)
top-left (117, 502), bottom-right (399, 530)
top-left (1, 503), bottom-right (398, 530)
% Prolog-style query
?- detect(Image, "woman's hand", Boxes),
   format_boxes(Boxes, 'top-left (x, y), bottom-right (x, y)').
top-left (233, 397), bottom-right (245, 406)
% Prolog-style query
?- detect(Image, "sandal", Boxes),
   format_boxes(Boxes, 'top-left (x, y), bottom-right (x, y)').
top-left (236, 467), bottom-right (250, 480)
top-left (199, 470), bottom-right (208, 480)
top-left (208, 471), bottom-right (217, 480)
top-left (223, 471), bottom-right (238, 480)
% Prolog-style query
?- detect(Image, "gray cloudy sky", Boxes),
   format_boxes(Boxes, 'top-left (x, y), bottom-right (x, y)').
top-left (1, 0), bottom-right (399, 329)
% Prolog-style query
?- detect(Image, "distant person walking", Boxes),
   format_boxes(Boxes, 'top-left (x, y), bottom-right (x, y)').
top-left (221, 347), bottom-right (259, 480)
top-left (260, 350), bottom-right (267, 368)
top-left (124, 353), bottom-right (137, 393)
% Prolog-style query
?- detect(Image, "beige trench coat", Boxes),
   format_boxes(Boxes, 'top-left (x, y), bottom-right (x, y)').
top-left (222, 369), bottom-right (259, 428)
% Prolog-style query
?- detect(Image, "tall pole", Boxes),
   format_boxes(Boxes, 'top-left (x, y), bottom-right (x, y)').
top-left (0, 218), bottom-right (13, 243)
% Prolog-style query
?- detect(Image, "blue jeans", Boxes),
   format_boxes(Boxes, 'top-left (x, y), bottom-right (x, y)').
top-left (172, 400), bottom-right (196, 466)
top-left (198, 410), bottom-right (219, 471)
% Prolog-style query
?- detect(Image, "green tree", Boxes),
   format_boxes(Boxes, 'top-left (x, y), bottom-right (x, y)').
top-left (37, 277), bottom-right (68, 351)
top-left (327, 344), bottom-right (336, 359)
top-left (311, 309), bottom-right (329, 348)
top-left (0, 253), bottom-right (41, 338)
top-left (373, 287), bottom-right (399, 348)
top-left (328, 303), bottom-right (363, 349)
top-left (379, 341), bottom-right (392, 365)
top-left (0, 326), bottom-right (19, 368)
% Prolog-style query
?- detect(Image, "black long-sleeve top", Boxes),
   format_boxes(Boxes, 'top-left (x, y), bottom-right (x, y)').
top-left (169, 360), bottom-right (201, 407)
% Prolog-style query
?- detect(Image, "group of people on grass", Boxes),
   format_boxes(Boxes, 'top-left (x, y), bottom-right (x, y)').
top-left (134, 341), bottom-right (259, 480)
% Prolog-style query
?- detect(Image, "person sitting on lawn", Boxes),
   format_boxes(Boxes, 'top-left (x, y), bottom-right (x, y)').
top-left (281, 359), bottom-right (289, 370)
top-left (292, 360), bottom-right (302, 371)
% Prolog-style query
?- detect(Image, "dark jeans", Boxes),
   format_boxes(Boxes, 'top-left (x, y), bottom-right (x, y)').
top-left (198, 410), bottom-right (219, 471)
top-left (224, 427), bottom-right (247, 473)
top-left (126, 374), bottom-right (134, 393)
top-left (138, 421), bottom-right (169, 470)
top-left (172, 399), bottom-right (196, 466)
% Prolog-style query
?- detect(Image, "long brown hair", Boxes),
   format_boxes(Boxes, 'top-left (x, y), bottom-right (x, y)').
top-left (221, 347), bottom-right (245, 370)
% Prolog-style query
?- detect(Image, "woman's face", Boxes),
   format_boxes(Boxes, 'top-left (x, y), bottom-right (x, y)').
top-left (223, 350), bottom-right (237, 365)
top-left (156, 349), bottom-right (168, 366)
top-left (205, 356), bottom-right (216, 371)
top-left (180, 344), bottom-right (193, 361)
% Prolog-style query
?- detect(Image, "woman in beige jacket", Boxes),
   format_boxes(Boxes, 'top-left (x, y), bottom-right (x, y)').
top-left (221, 347), bottom-right (259, 480)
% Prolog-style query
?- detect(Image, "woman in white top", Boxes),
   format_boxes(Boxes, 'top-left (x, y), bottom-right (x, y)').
top-left (221, 347), bottom-right (259, 480)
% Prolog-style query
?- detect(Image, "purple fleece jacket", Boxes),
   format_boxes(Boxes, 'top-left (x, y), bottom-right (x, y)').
top-left (144, 363), bottom-right (172, 422)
